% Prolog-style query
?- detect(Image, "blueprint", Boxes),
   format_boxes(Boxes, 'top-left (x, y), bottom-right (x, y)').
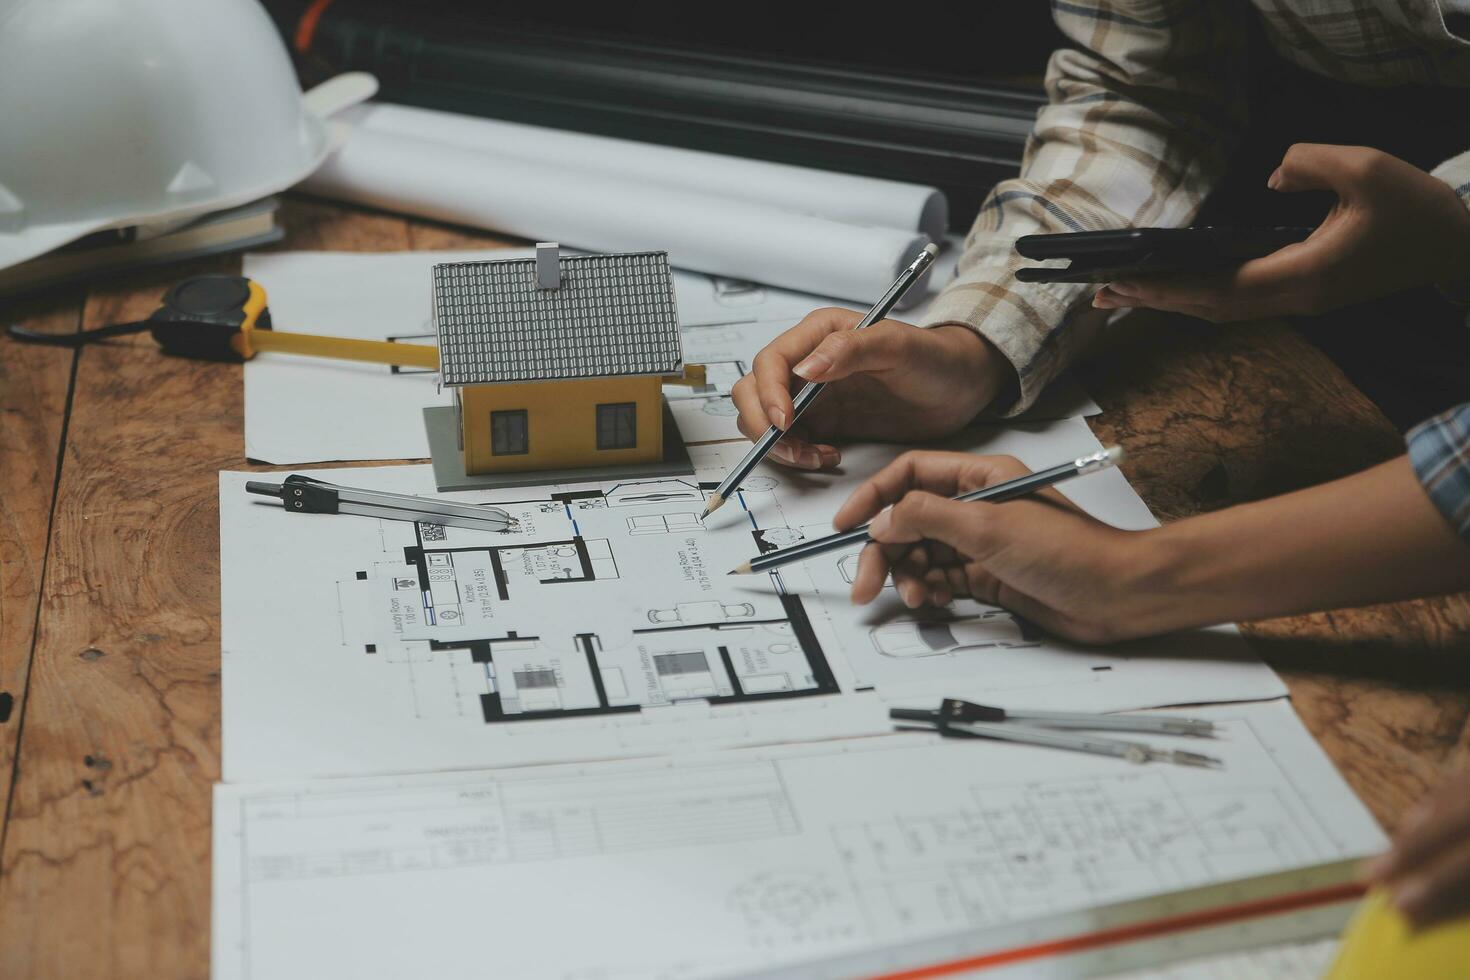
top-left (240, 248), bottom-right (1099, 464)
top-left (220, 417), bottom-right (1284, 782)
top-left (211, 700), bottom-right (1385, 980)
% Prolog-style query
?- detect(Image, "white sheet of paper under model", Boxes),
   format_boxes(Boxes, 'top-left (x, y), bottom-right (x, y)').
top-left (240, 247), bottom-right (1099, 465)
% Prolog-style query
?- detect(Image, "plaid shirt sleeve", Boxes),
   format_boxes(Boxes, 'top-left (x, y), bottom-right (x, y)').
top-left (1408, 402), bottom-right (1470, 540)
top-left (922, 0), bottom-right (1251, 414)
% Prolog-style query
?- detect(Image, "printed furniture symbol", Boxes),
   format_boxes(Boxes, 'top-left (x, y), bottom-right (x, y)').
top-left (431, 244), bottom-right (705, 479)
top-left (871, 611), bottom-right (1041, 658)
top-left (648, 601), bottom-right (758, 625)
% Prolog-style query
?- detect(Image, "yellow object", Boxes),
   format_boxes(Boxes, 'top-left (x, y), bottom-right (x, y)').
top-left (1325, 889), bottom-right (1470, 979)
top-left (244, 328), bottom-right (439, 370)
top-left (223, 279), bottom-right (436, 369)
top-left (458, 376), bottom-right (665, 475)
top-left (662, 364), bottom-right (707, 387)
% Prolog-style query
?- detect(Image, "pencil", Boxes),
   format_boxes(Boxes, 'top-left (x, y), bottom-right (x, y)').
top-left (728, 446), bottom-right (1123, 575)
top-left (700, 243), bottom-right (939, 519)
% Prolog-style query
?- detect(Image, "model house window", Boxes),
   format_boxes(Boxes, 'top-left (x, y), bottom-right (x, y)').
top-left (596, 402), bottom-right (637, 450)
top-left (490, 410), bottom-right (529, 455)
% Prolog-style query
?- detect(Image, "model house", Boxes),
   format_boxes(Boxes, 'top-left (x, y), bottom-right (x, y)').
top-left (432, 244), bottom-right (699, 476)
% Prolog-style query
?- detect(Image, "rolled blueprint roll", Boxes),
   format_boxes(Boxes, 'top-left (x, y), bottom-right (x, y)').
top-left (301, 126), bottom-right (930, 303)
top-left (342, 103), bottom-right (948, 243)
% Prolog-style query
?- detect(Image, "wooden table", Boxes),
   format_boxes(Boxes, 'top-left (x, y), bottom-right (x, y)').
top-left (2, 199), bottom-right (1468, 978)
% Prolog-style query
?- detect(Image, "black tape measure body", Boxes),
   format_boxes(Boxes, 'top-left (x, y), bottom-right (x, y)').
top-left (6, 274), bottom-right (271, 358)
top-left (148, 276), bottom-right (272, 361)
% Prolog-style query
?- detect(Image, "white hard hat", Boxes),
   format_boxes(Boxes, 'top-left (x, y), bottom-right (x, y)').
top-left (0, 0), bottom-right (376, 270)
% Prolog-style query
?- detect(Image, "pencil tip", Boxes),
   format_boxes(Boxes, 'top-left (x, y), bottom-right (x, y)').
top-left (702, 493), bottom-right (725, 518)
top-left (727, 562), bottom-right (751, 576)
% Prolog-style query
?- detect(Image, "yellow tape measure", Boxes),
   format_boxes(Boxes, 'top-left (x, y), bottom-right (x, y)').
top-left (7, 273), bottom-right (437, 370)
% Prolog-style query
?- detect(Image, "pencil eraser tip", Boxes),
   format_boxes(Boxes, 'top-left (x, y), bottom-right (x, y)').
top-left (922, 243), bottom-right (939, 257)
top-left (1105, 445), bottom-right (1125, 465)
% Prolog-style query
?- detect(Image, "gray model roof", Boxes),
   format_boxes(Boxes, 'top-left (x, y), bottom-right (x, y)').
top-left (432, 250), bottom-right (683, 386)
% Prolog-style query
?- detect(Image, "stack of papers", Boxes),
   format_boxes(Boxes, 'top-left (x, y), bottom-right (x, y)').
top-left (214, 248), bottom-right (1380, 979)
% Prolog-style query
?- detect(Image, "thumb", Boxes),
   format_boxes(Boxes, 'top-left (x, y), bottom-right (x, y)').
top-left (792, 321), bottom-right (902, 382)
top-left (870, 492), bottom-right (1005, 559)
top-left (1267, 143), bottom-right (1355, 195)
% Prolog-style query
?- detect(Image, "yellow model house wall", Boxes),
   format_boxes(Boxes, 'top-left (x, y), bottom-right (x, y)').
top-left (460, 376), bottom-right (664, 475)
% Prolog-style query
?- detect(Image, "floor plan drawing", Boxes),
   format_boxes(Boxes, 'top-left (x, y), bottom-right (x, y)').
top-left (339, 476), bottom-right (838, 724)
top-left (220, 420), bottom-right (1288, 782)
top-left (211, 703), bottom-right (1386, 980)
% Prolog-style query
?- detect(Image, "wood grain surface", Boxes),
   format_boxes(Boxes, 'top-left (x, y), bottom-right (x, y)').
top-left (0, 199), bottom-right (1466, 978)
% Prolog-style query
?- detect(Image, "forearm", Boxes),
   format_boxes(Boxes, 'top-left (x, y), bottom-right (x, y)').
top-left (926, 0), bottom-right (1250, 414)
top-left (1144, 456), bottom-right (1470, 631)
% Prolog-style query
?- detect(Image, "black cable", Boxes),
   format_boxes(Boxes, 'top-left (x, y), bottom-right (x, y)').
top-left (6, 319), bottom-right (155, 348)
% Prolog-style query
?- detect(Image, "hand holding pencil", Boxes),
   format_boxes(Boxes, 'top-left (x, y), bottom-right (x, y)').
top-left (821, 450), bottom-right (1179, 646)
top-left (703, 244), bottom-right (939, 517)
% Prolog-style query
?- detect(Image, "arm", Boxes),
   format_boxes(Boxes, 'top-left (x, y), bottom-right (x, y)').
top-left (1151, 454), bottom-right (1470, 629)
top-left (925, 0), bottom-right (1251, 414)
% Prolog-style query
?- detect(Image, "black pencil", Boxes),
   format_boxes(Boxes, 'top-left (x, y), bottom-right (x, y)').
top-left (728, 446), bottom-right (1122, 575)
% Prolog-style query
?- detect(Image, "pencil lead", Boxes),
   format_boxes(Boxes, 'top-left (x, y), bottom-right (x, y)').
top-left (727, 562), bottom-right (751, 576)
top-left (701, 493), bottom-right (725, 519)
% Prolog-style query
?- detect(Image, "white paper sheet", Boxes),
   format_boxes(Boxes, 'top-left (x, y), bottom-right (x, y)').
top-left (220, 418), bottom-right (1283, 783)
top-left (301, 124), bottom-right (929, 304)
top-left (345, 103), bottom-right (949, 243)
top-left (211, 700), bottom-right (1384, 980)
top-left (242, 248), bottom-right (1099, 464)
top-left (1107, 939), bottom-right (1339, 980)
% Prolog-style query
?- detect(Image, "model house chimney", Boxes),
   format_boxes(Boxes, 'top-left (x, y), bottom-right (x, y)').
top-left (535, 242), bottom-right (561, 289)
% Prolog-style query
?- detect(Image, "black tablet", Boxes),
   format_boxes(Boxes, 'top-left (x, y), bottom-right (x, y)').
top-left (1014, 226), bottom-right (1313, 283)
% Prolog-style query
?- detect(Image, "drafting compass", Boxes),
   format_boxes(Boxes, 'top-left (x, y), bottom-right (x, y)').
top-left (246, 474), bottom-right (512, 532)
top-left (892, 698), bottom-right (1222, 768)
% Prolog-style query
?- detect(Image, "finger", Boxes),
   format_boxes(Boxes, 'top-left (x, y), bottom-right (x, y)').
top-left (731, 375), bottom-right (775, 441)
top-left (1374, 785), bottom-right (1470, 883)
top-left (733, 377), bottom-right (836, 469)
top-left (1107, 272), bottom-right (1235, 314)
top-left (944, 564), bottom-right (972, 601)
top-left (924, 567), bottom-right (953, 607)
top-left (791, 318), bottom-right (911, 383)
top-left (850, 543), bottom-right (893, 605)
top-left (750, 308), bottom-right (862, 430)
top-left (1391, 837), bottom-right (1470, 928)
top-left (890, 565), bottom-right (932, 608)
top-left (833, 453), bottom-right (1031, 530)
top-left (769, 439), bottom-right (836, 470)
top-left (1268, 143), bottom-right (1376, 196)
top-left (1109, 263), bottom-right (1305, 324)
top-left (869, 493), bottom-right (1009, 563)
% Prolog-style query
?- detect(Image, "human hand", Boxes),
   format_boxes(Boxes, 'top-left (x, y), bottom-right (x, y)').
top-left (834, 452), bottom-right (1176, 644)
top-left (1366, 765), bottom-right (1470, 929)
top-left (1093, 144), bottom-right (1470, 323)
top-left (728, 308), bottom-right (1010, 470)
